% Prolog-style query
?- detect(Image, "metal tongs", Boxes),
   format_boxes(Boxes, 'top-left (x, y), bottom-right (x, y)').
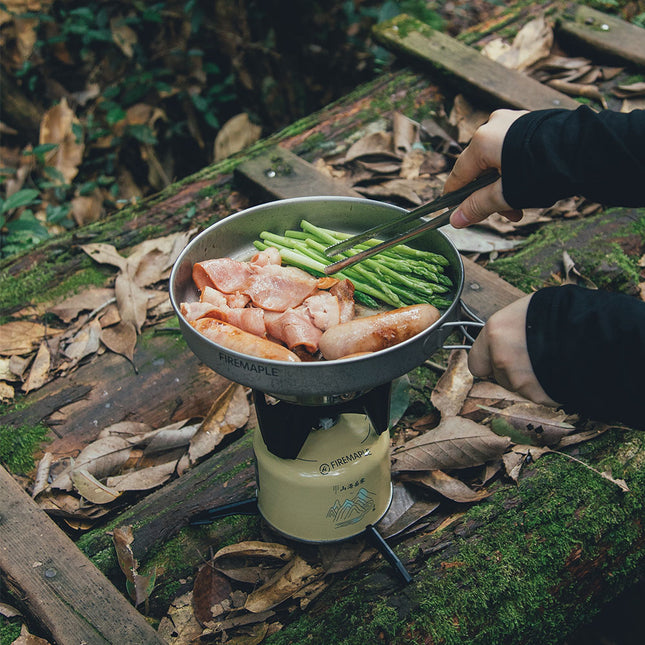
top-left (323, 169), bottom-right (499, 275)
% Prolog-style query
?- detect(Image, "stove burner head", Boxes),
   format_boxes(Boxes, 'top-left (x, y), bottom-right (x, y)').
top-left (253, 382), bottom-right (392, 459)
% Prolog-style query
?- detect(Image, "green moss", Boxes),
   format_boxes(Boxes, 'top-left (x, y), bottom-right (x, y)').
top-left (265, 430), bottom-right (645, 645)
top-left (0, 617), bottom-right (21, 645)
top-left (490, 209), bottom-right (645, 294)
top-left (0, 422), bottom-right (50, 474)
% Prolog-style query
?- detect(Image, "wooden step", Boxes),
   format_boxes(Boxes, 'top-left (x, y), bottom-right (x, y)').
top-left (557, 4), bottom-right (645, 68)
top-left (0, 465), bottom-right (165, 645)
top-left (372, 14), bottom-right (581, 111)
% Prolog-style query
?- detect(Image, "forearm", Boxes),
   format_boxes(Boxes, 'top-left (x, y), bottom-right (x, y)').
top-left (502, 106), bottom-right (645, 208)
top-left (526, 285), bottom-right (645, 429)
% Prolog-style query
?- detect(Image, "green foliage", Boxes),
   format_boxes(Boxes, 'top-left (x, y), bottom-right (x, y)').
top-left (0, 422), bottom-right (50, 475)
top-left (0, 617), bottom-right (22, 645)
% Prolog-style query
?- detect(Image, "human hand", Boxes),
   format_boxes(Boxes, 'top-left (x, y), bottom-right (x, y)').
top-left (468, 294), bottom-right (559, 406)
top-left (445, 109), bottom-right (527, 228)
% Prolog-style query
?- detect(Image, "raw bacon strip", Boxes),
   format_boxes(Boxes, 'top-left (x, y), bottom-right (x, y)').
top-left (303, 291), bottom-right (340, 331)
top-left (226, 292), bottom-right (251, 308)
top-left (181, 301), bottom-right (220, 323)
top-left (193, 258), bottom-right (253, 294)
top-left (200, 286), bottom-right (228, 307)
top-left (244, 265), bottom-right (318, 312)
top-left (187, 290), bottom-right (266, 337)
top-left (265, 308), bottom-right (323, 353)
top-left (225, 307), bottom-right (266, 338)
top-left (330, 279), bottom-right (355, 323)
top-left (250, 246), bottom-right (281, 267)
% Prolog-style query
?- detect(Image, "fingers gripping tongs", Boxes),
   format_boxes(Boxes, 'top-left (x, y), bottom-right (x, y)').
top-left (322, 169), bottom-right (499, 275)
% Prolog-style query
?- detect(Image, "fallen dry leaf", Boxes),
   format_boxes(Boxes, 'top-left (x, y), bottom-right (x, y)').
top-left (106, 460), bottom-right (177, 492)
top-left (0, 321), bottom-right (63, 356)
top-left (401, 470), bottom-right (491, 503)
top-left (391, 416), bottom-right (511, 472)
top-left (22, 340), bottom-right (51, 393)
top-left (39, 97), bottom-right (84, 184)
top-left (480, 402), bottom-right (576, 446)
top-left (244, 555), bottom-right (322, 614)
top-left (188, 383), bottom-right (250, 464)
top-left (214, 113), bottom-right (262, 162)
top-left (49, 287), bottom-right (115, 323)
top-left (192, 563), bottom-right (233, 626)
top-left (100, 320), bottom-right (137, 363)
top-left (431, 349), bottom-right (473, 418)
top-left (113, 525), bottom-right (157, 606)
top-left (50, 436), bottom-right (133, 491)
top-left (70, 468), bottom-right (121, 504)
top-left (158, 591), bottom-right (203, 644)
top-left (502, 444), bottom-right (551, 482)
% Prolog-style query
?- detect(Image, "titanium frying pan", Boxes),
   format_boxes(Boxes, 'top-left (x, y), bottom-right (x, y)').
top-left (169, 196), bottom-right (473, 404)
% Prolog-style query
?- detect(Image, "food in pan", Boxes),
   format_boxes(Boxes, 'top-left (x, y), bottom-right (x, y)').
top-left (318, 304), bottom-right (441, 360)
top-left (179, 222), bottom-right (452, 361)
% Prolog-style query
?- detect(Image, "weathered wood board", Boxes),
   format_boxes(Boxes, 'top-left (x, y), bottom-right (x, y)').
top-left (0, 465), bottom-right (165, 645)
top-left (372, 14), bottom-right (581, 111)
top-left (557, 4), bottom-right (645, 67)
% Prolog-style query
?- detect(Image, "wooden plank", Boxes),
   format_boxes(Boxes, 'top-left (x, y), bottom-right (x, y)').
top-left (557, 4), bottom-right (645, 68)
top-left (0, 466), bottom-right (165, 645)
top-left (235, 146), bottom-right (524, 321)
top-left (372, 14), bottom-right (580, 111)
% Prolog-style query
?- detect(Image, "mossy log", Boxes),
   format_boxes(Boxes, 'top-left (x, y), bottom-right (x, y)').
top-left (2, 28), bottom-right (645, 644)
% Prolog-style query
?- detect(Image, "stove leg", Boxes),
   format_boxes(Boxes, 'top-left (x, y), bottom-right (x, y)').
top-left (365, 524), bottom-right (412, 584)
top-left (189, 497), bottom-right (259, 525)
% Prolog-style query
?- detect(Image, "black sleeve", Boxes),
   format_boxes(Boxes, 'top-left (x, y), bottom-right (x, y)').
top-left (526, 285), bottom-right (645, 429)
top-left (501, 106), bottom-right (645, 208)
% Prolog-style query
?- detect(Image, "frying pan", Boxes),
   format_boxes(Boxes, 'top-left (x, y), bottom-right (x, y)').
top-left (169, 196), bottom-right (475, 403)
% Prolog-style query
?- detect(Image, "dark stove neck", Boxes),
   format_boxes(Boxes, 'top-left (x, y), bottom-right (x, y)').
top-left (253, 381), bottom-right (392, 459)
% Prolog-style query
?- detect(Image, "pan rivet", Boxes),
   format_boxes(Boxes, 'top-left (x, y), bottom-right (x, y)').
top-left (469, 282), bottom-right (481, 291)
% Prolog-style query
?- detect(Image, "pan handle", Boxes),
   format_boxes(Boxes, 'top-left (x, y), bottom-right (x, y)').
top-left (440, 300), bottom-right (485, 350)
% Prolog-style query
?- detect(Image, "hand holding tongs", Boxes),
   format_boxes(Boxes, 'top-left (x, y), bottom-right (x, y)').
top-left (322, 169), bottom-right (500, 275)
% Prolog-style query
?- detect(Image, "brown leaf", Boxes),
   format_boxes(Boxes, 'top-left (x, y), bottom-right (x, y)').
top-left (39, 98), bottom-right (84, 184)
top-left (114, 271), bottom-right (150, 332)
top-left (188, 383), bottom-right (250, 464)
top-left (213, 541), bottom-right (294, 585)
top-left (318, 539), bottom-right (375, 574)
top-left (484, 16), bottom-right (553, 71)
top-left (448, 95), bottom-right (489, 144)
top-left (480, 402), bottom-right (576, 446)
top-left (100, 320), bottom-right (137, 362)
top-left (214, 113), bottom-right (262, 162)
top-left (391, 416), bottom-right (511, 472)
top-left (22, 340), bottom-right (51, 392)
top-left (502, 444), bottom-right (551, 482)
top-left (62, 318), bottom-right (101, 362)
top-left (392, 112), bottom-right (420, 155)
top-left (81, 243), bottom-right (128, 271)
top-left (12, 623), bottom-right (52, 645)
top-left (356, 178), bottom-right (423, 205)
top-left (401, 470), bottom-right (491, 503)
top-left (112, 525), bottom-right (156, 606)
top-left (70, 468), bottom-right (121, 504)
top-left (0, 321), bottom-right (63, 356)
top-left (50, 436), bottom-right (133, 491)
top-left (70, 189), bottom-right (103, 226)
top-left (110, 17), bottom-right (137, 57)
top-left (106, 460), bottom-right (177, 492)
top-left (158, 592), bottom-right (203, 644)
top-left (49, 287), bottom-right (115, 323)
top-left (431, 349), bottom-right (473, 418)
top-left (192, 563), bottom-right (233, 626)
top-left (244, 555), bottom-right (322, 613)
top-left (343, 130), bottom-right (399, 162)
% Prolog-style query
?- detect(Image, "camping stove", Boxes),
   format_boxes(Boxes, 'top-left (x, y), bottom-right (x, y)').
top-left (252, 382), bottom-right (393, 543)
